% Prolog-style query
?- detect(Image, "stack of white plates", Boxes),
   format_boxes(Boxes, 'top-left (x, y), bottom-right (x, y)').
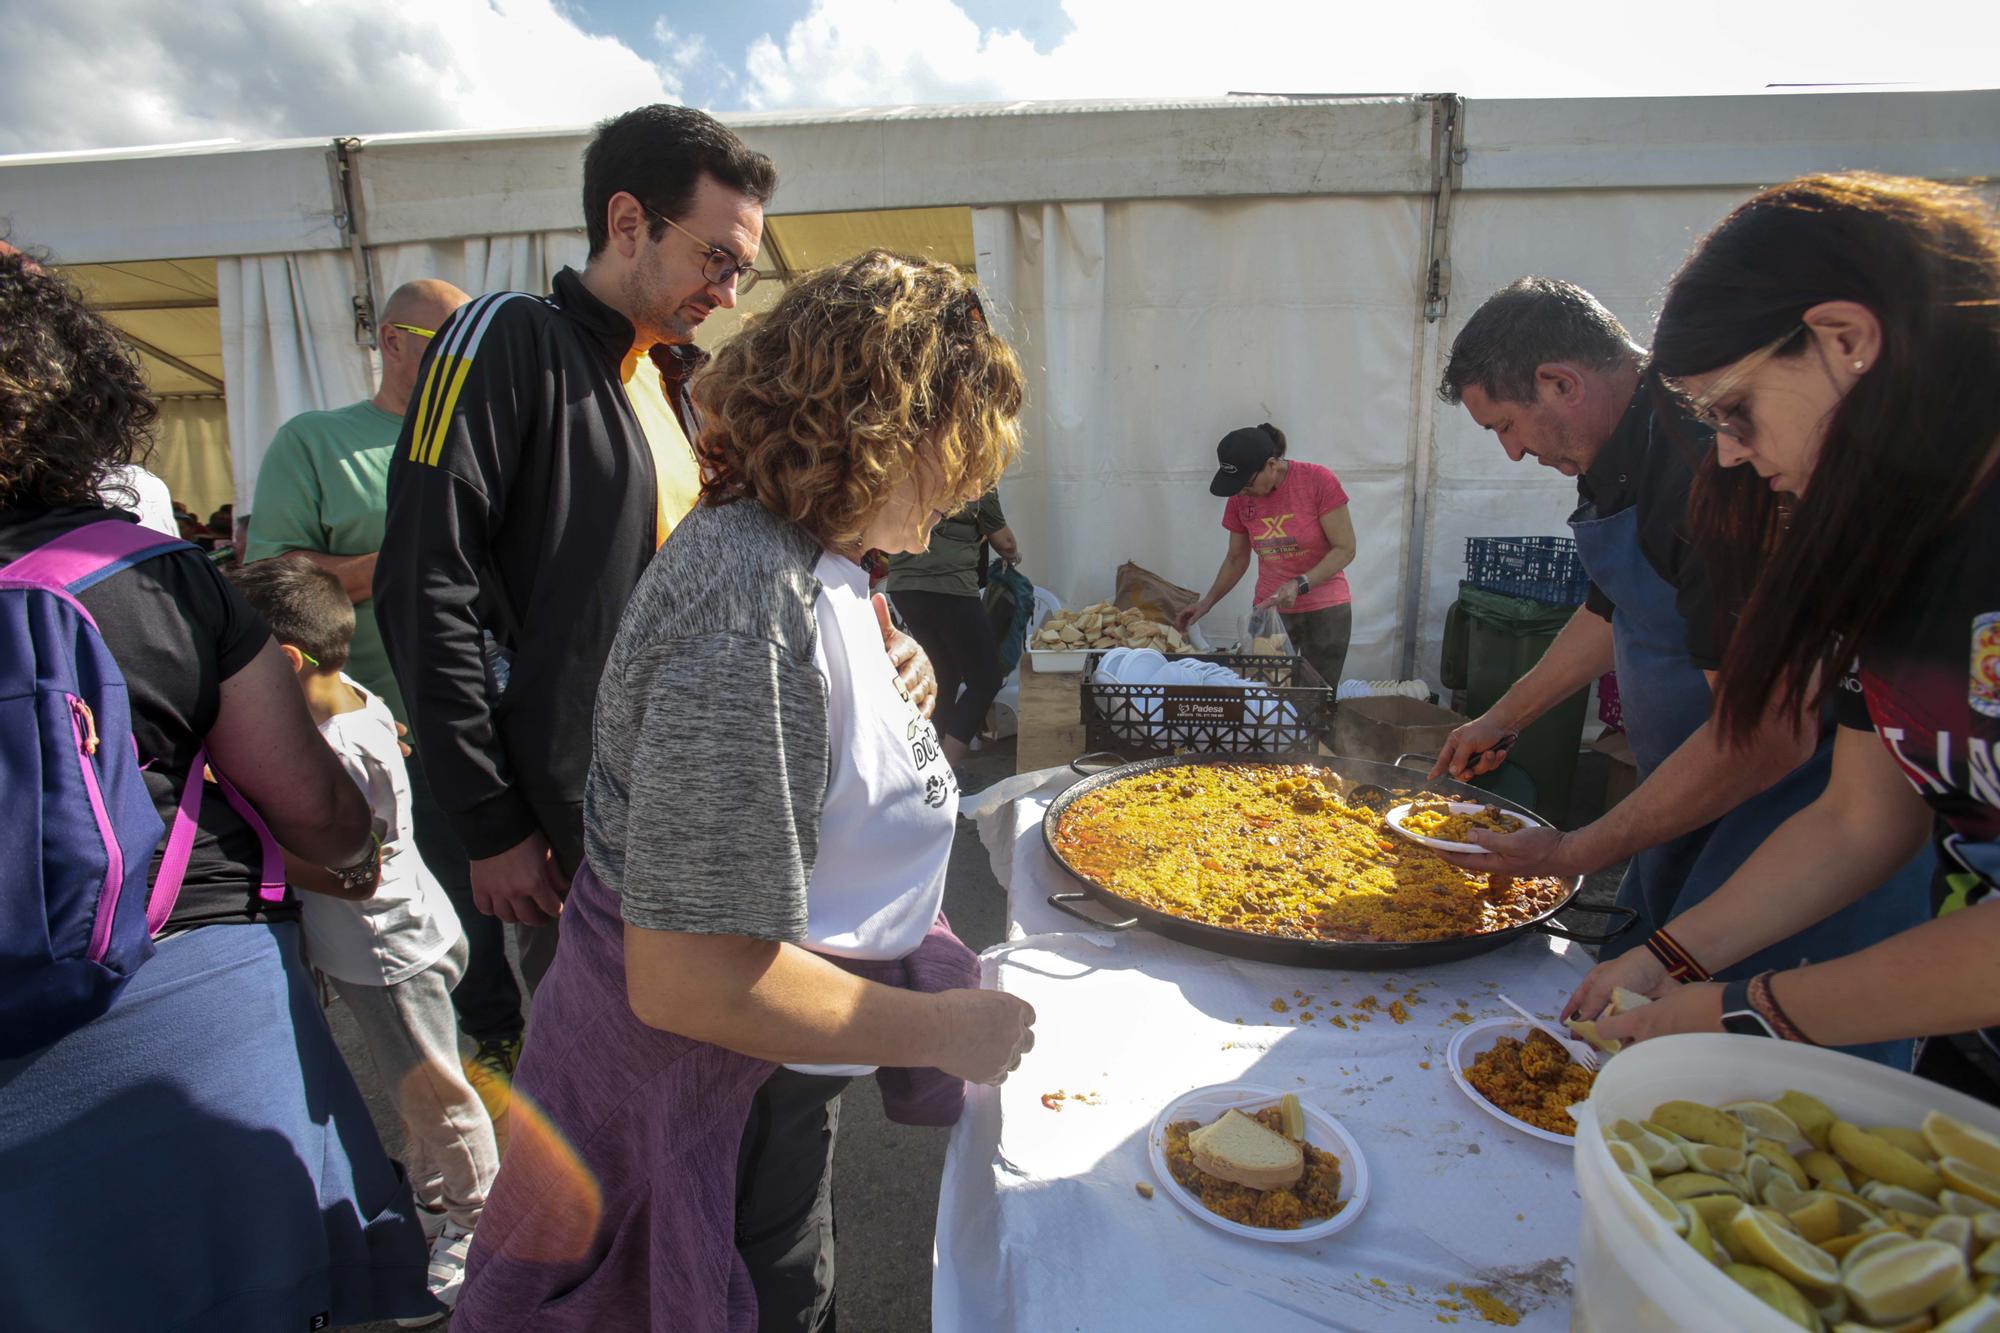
top-left (1335, 678), bottom-right (1432, 702)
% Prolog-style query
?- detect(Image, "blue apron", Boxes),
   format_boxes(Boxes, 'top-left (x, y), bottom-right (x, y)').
top-left (1571, 488), bottom-right (1932, 1070)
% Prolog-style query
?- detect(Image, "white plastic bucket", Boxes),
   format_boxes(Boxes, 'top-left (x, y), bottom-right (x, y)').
top-left (1572, 1034), bottom-right (2000, 1331)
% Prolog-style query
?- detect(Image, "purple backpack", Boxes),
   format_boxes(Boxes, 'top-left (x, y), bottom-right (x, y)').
top-left (0, 520), bottom-right (284, 1058)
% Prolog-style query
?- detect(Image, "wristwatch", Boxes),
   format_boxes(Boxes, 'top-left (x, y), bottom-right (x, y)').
top-left (1719, 977), bottom-right (1778, 1039)
top-left (325, 833), bottom-right (383, 896)
top-left (1292, 574), bottom-right (1311, 598)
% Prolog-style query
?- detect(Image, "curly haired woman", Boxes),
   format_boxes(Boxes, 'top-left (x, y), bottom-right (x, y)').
top-left (0, 245), bottom-right (437, 1327)
top-left (452, 251), bottom-right (1038, 1333)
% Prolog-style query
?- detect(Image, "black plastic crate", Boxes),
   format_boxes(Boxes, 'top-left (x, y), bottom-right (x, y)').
top-left (1464, 535), bottom-right (1588, 606)
top-left (1081, 652), bottom-right (1333, 759)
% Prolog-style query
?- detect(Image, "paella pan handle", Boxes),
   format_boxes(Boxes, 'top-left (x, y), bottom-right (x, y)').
top-left (1068, 751), bottom-right (1128, 778)
top-left (1533, 902), bottom-right (1639, 947)
top-left (1391, 752), bottom-right (1436, 771)
top-left (1046, 892), bottom-right (1139, 931)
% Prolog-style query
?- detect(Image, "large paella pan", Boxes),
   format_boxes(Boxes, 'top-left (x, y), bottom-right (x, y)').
top-left (1042, 752), bottom-right (1633, 969)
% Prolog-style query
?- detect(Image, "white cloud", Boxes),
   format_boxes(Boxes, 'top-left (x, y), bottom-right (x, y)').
top-left (0, 0), bottom-right (680, 155)
top-left (3, 0), bottom-right (1992, 156)
top-left (737, 0), bottom-right (2000, 109)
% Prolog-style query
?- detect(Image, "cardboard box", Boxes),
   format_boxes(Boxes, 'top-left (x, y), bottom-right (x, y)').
top-left (1588, 728), bottom-right (1638, 809)
top-left (1331, 695), bottom-right (1467, 766)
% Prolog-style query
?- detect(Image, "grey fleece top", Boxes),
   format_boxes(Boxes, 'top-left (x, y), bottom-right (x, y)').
top-left (583, 499), bottom-right (831, 940)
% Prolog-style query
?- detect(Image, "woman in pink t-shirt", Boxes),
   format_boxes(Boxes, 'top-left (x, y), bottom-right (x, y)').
top-left (1177, 423), bottom-right (1358, 690)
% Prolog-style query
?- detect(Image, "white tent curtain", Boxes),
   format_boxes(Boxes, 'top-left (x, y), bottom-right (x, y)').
top-left (970, 196), bottom-right (1427, 682)
top-left (1411, 186), bottom-right (1759, 680)
top-left (371, 231), bottom-right (589, 303)
top-left (217, 252), bottom-right (375, 511)
top-left (148, 398), bottom-right (234, 519)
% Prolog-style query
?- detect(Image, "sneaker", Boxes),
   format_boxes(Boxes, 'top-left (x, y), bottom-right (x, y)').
top-left (415, 1203), bottom-right (448, 1243)
top-left (395, 1220), bottom-right (471, 1327)
top-left (464, 1034), bottom-right (521, 1120)
top-left (428, 1223), bottom-right (474, 1309)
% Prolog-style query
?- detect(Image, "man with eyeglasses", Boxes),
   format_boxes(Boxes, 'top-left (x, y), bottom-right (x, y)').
top-left (377, 105), bottom-right (779, 1007)
top-left (1426, 276), bottom-right (1929, 1070)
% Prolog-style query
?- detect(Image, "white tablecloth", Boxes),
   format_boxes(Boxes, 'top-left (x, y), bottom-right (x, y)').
top-left (933, 774), bottom-right (1595, 1331)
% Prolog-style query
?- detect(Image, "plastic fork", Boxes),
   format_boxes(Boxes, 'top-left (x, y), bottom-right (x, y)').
top-left (1498, 993), bottom-right (1602, 1072)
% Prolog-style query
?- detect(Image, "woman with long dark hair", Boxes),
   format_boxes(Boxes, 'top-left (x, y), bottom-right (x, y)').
top-left (1567, 173), bottom-right (2000, 1097)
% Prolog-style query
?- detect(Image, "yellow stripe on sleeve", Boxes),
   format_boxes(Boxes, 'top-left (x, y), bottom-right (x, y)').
top-left (421, 357), bottom-right (477, 467)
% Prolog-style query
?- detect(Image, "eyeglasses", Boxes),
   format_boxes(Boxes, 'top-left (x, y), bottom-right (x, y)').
top-left (640, 203), bottom-right (767, 293)
top-left (1676, 324), bottom-right (1805, 424)
top-left (387, 323), bottom-right (436, 339)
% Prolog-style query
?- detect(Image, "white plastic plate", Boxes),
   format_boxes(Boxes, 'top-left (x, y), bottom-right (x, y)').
top-left (1384, 799), bottom-right (1539, 855)
top-left (1447, 1016), bottom-right (1583, 1146)
top-left (1146, 1082), bottom-right (1370, 1244)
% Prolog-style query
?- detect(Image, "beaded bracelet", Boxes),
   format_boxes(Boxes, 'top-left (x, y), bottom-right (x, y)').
top-left (1749, 970), bottom-right (1817, 1045)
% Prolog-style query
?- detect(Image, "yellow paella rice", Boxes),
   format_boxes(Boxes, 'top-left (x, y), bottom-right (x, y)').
top-left (1462, 1030), bottom-right (1594, 1136)
top-left (1402, 802), bottom-right (1523, 843)
top-left (1051, 764), bottom-right (1566, 943)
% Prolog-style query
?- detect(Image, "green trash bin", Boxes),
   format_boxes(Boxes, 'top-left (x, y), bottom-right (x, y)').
top-left (1441, 582), bottom-right (1589, 825)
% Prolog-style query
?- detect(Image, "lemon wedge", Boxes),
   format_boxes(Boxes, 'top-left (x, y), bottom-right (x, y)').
top-left (1935, 1293), bottom-right (2000, 1332)
top-left (1687, 1142), bottom-right (1750, 1176)
top-left (1680, 1202), bottom-right (1720, 1265)
top-left (1606, 1139), bottom-right (1648, 1176)
top-left (1731, 1207), bottom-right (1842, 1291)
top-left (1843, 1237), bottom-right (1970, 1323)
top-left (1841, 1230), bottom-right (1919, 1276)
top-left (1623, 1172), bottom-right (1686, 1232)
top-left (1943, 1158), bottom-right (2000, 1210)
top-left (1727, 1101), bottom-right (1806, 1147)
top-left (1723, 1263), bottom-right (1820, 1330)
top-left (1928, 1113), bottom-right (2000, 1178)
top-left (1786, 1193), bottom-right (1844, 1245)
top-left (1930, 1214), bottom-right (1977, 1256)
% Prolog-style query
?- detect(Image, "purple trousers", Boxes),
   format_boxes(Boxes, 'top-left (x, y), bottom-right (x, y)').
top-left (453, 861), bottom-right (976, 1332)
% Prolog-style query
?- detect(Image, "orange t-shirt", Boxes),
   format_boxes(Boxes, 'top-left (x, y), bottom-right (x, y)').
top-left (620, 349), bottom-right (702, 547)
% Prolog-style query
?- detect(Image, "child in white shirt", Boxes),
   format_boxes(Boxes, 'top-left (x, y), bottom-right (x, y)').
top-left (229, 558), bottom-right (497, 1322)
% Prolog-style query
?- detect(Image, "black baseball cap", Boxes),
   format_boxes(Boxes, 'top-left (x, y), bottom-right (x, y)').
top-left (1209, 426), bottom-right (1280, 496)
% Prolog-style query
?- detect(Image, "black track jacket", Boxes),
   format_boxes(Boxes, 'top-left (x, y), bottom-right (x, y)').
top-left (375, 267), bottom-right (705, 861)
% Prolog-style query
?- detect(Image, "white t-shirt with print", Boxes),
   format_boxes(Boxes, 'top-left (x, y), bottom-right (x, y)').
top-left (788, 551), bottom-right (959, 1076)
top-left (300, 677), bottom-right (463, 987)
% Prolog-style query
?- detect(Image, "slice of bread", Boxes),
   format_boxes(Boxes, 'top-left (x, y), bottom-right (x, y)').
top-left (1567, 987), bottom-right (1653, 1054)
top-left (1609, 987), bottom-right (1652, 1014)
top-left (1187, 1108), bottom-right (1305, 1190)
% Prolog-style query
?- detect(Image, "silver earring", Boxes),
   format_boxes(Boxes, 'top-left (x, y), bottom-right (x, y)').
top-left (1853, 359), bottom-right (1866, 371)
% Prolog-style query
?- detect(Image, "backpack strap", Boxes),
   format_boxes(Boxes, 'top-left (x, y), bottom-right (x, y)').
top-left (0, 519), bottom-right (194, 596)
top-left (146, 746), bottom-right (289, 932)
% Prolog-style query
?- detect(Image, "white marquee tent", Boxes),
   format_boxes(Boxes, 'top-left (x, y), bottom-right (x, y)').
top-left (5, 91), bottom-right (1997, 685)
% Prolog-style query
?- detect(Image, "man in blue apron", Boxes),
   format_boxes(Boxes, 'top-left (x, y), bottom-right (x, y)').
top-left (1427, 277), bottom-right (1931, 1068)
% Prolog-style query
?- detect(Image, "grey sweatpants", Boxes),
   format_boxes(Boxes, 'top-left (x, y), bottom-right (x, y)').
top-left (331, 934), bottom-right (499, 1232)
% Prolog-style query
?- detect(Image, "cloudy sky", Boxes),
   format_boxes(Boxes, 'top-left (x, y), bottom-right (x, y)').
top-left (2, 0), bottom-right (1995, 154)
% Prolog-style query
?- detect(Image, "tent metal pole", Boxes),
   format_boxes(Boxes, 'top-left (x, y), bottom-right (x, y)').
top-left (327, 138), bottom-right (379, 352)
top-left (1398, 94), bottom-right (1466, 682)
top-left (114, 330), bottom-right (225, 393)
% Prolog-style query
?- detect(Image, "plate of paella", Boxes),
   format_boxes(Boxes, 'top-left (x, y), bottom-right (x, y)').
top-left (1385, 799), bottom-right (1544, 856)
top-left (1148, 1082), bottom-right (1370, 1243)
